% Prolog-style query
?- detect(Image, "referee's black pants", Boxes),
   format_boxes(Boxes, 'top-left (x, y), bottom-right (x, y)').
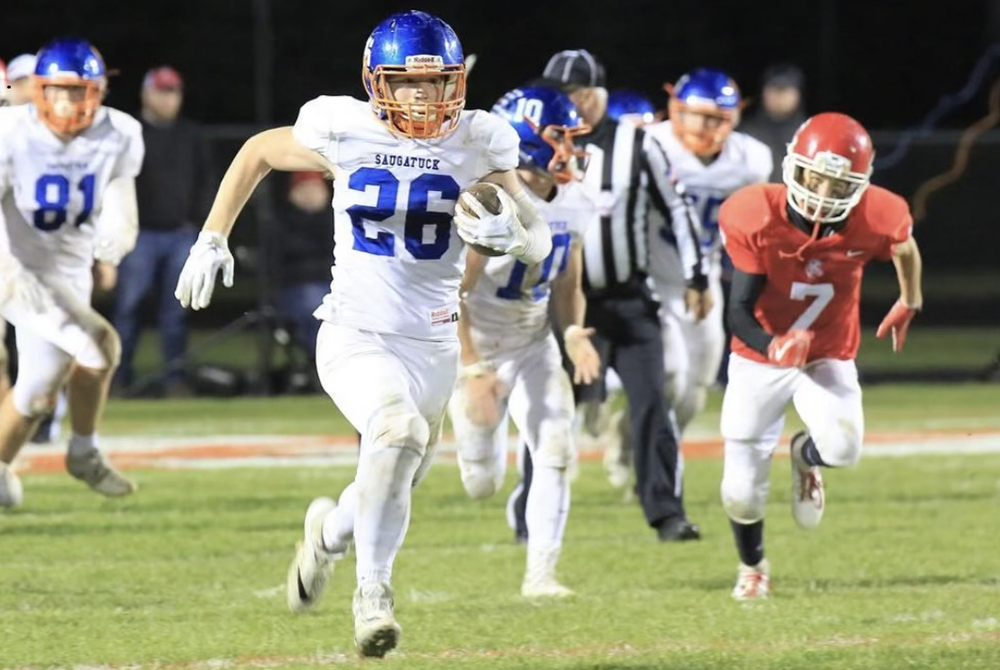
top-left (578, 290), bottom-right (687, 526)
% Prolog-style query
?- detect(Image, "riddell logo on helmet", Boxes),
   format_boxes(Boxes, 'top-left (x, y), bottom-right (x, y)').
top-left (812, 151), bottom-right (852, 177)
top-left (406, 55), bottom-right (444, 67)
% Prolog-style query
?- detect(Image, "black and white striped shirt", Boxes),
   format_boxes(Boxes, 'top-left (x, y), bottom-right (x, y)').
top-left (577, 118), bottom-right (707, 296)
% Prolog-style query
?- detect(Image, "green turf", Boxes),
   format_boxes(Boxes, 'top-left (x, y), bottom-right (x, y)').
top-left (2, 454), bottom-right (999, 669)
top-left (126, 325), bottom-right (1000, 382)
top-left (96, 382), bottom-right (1000, 437)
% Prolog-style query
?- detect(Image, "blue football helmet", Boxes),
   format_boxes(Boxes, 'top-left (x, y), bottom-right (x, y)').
top-left (666, 68), bottom-right (742, 157)
top-left (33, 37), bottom-right (107, 135)
top-left (363, 10), bottom-right (466, 139)
top-left (491, 86), bottom-right (590, 184)
top-left (607, 89), bottom-right (656, 126)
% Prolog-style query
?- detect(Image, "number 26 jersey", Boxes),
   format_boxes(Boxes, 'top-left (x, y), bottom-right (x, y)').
top-left (292, 96), bottom-right (519, 341)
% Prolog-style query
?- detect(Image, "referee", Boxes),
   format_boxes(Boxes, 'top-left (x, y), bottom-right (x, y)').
top-left (511, 50), bottom-right (713, 542)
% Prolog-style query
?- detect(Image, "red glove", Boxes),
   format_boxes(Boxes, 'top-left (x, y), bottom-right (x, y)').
top-left (768, 330), bottom-right (814, 368)
top-left (877, 299), bottom-right (918, 353)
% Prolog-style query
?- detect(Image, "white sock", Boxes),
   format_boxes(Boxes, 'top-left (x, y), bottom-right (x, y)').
top-left (525, 464), bottom-right (570, 553)
top-left (321, 481), bottom-right (358, 555)
top-left (354, 446), bottom-right (422, 586)
top-left (68, 433), bottom-right (96, 457)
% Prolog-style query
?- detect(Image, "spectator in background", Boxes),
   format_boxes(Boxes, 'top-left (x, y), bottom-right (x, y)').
top-left (5, 54), bottom-right (37, 106)
top-left (271, 171), bottom-right (334, 362)
top-left (112, 67), bottom-right (214, 396)
top-left (740, 63), bottom-right (807, 182)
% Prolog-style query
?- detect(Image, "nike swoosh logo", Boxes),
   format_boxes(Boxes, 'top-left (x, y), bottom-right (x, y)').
top-left (846, 250), bottom-right (865, 257)
top-left (775, 341), bottom-right (794, 359)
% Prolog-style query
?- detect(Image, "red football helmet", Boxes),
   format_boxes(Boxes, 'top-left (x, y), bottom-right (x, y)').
top-left (783, 112), bottom-right (874, 223)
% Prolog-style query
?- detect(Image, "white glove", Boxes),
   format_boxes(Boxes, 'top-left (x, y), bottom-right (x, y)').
top-left (174, 231), bottom-right (235, 310)
top-left (93, 235), bottom-right (133, 266)
top-left (454, 188), bottom-right (527, 255)
top-left (0, 254), bottom-right (53, 314)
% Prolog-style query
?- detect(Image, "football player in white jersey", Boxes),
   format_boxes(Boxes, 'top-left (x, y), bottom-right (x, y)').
top-left (0, 56), bottom-right (9, 403)
top-left (448, 86), bottom-right (600, 599)
top-left (646, 69), bottom-right (772, 433)
top-left (172, 11), bottom-right (552, 658)
top-left (0, 38), bottom-right (142, 507)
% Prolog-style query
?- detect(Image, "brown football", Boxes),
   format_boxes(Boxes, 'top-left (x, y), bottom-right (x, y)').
top-left (456, 182), bottom-right (506, 257)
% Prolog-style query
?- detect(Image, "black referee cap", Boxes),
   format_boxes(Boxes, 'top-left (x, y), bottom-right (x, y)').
top-left (541, 49), bottom-right (607, 91)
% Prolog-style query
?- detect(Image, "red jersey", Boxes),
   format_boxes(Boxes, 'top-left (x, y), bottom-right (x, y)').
top-left (719, 183), bottom-right (912, 364)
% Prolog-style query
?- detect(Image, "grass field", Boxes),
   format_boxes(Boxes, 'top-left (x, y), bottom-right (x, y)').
top-left (125, 326), bottom-right (1000, 384)
top-left (1, 382), bottom-right (999, 669)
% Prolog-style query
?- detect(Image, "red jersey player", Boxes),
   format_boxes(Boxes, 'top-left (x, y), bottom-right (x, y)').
top-left (716, 112), bottom-right (923, 600)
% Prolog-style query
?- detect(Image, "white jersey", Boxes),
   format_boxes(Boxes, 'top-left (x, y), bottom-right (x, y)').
top-left (0, 105), bottom-right (144, 281)
top-left (645, 125), bottom-right (771, 283)
top-left (292, 96), bottom-right (519, 341)
top-left (465, 180), bottom-right (591, 352)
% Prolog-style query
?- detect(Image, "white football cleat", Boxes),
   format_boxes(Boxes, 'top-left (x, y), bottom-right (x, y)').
top-left (790, 431), bottom-right (825, 529)
top-left (522, 545), bottom-right (574, 599)
top-left (65, 450), bottom-right (136, 497)
top-left (353, 582), bottom-right (401, 658)
top-left (522, 575), bottom-right (575, 599)
top-left (0, 463), bottom-right (24, 508)
top-left (732, 559), bottom-right (770, 600)
top-left (286, 496), bottom-right (337, 613)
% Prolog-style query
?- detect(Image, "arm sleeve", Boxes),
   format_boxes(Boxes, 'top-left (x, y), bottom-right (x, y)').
top-left (728, 268), bottom-right (773, 356)
top-left (641, 131), bottom-right (708, 289)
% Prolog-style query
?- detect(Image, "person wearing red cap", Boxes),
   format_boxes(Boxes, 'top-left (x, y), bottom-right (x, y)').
top-left (112, 66), bottom-right (215, 396)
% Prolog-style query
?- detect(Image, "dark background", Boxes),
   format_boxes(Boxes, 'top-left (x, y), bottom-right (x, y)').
top-left (5, 0), bottom-right (997, 127)
top-left (6, 0), bottom-right (1000, 273)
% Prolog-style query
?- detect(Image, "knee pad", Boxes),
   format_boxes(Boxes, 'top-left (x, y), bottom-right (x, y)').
top-left (720, 475), bottom-right (769, 524)
top-left (459, 458), bottom-right (504, 499)
top-left (12, 383), bottom-right (63, 419)
top-left (534, 419), bottom-right (574, 469)
top-left (76, 323), bottom-right (121, 371)
top-left (367, 397), bottom-right (430, 456)
top-left (813, 422), bottom-right (862, 467)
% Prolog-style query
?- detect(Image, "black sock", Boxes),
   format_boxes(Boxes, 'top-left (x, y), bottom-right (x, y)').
top-left (730, 519), bottom-right (764, 566)
top-left (800, 435), bottom-right (829, 467)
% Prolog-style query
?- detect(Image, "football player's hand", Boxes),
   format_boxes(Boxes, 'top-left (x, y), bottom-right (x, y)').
top-left (767, 329), bottom-right (814, 368)
top-left (454, 188), bottom-right (524, 255)
top-left (564, 325), bottom-right (601, 385)
top-left (175, 231), bottom-right (234, 310)
top-left (685, 287), bottom-right (714, 322)
top-left (876, 299), bottom-right (918, 353)
top-left (459, 362), bottom-right (504, 428)
top-left (93, 262), bottom-right (118, 293)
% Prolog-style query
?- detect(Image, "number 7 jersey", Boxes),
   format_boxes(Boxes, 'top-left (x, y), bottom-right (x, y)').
top-left (0, 105), bottom-right (144, 279)
top-left (719, 183), bottom-right (913, 363)
top-left (292, 96), bottom-right (519, 340)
